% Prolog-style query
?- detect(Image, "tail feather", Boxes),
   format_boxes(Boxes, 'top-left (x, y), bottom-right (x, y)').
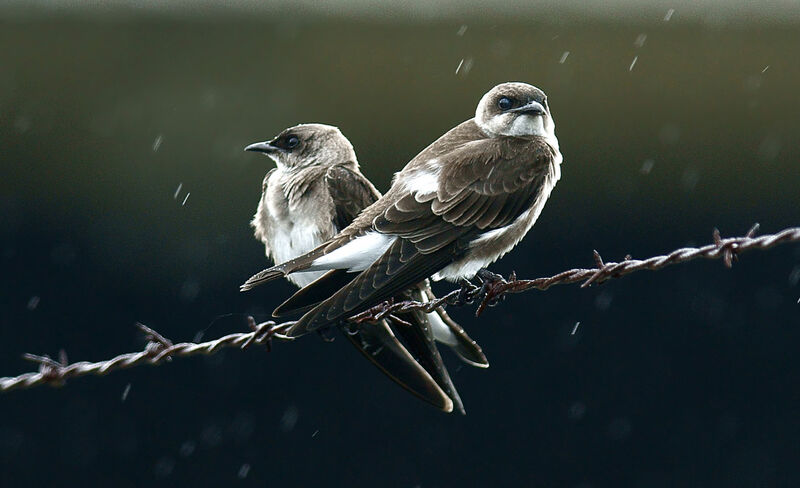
top-left (392, 290), bottom-right (467, 414)
top-left (285, 239), bottom-right (458, 337)
top-left (272, 269), bottom-right (355, 317)
top-left (240, 266), bottom-right (287, 291)
top-left (418, 283), bottom-right (489, 368)
top-left (448, 325), bottom-right (490, 368)
top-left (427, 296), bottom-right (489, 368)
top-left (240, 243), bottom-right (335, 292)
top-left (345, 320), bottom-right (453, 413)
top-left (239, 237), bottom-right (360, 291)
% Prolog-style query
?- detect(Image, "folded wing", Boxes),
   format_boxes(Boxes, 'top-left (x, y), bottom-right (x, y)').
top-left (285, 136), bottom-right (556, 336)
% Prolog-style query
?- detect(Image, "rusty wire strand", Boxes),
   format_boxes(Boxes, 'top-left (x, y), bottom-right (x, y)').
top-left (2, 225), bottom-right (798, 393)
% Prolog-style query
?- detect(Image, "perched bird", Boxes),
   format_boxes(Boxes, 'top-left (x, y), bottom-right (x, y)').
top-left (245, 123), bottom-right (487, 413)
top-left (242, 82), bottom-right (562, 342)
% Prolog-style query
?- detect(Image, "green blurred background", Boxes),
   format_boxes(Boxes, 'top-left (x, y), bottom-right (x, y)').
top-left (1, 2), bottom-right (799, 487)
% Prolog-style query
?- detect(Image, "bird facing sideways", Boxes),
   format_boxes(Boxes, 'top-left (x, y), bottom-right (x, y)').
top-left (241, 82), bottom-right (563, 346)
top-left (245, 123), bottom-right (487, 414)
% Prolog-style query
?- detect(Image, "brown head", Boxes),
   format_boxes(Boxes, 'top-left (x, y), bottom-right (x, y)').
top-left (245, 123), bottom-right (358, 170)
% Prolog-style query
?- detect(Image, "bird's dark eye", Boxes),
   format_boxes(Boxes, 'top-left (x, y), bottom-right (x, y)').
top-left (497, 97), bottom-right (514, 111)
top-left (285, 136), bottom-right (300, 149)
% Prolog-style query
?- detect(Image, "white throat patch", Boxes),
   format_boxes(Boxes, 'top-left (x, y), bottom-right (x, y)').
top-left (506, 114), bottom-right (545, 137)
top-left (476, 112), bottom-right (560, 154)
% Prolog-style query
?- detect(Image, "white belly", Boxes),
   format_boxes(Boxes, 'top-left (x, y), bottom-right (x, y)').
top-left (268, 216), bottom-right (328, 288)
top-left (432, 163), bottom-right (560, 282)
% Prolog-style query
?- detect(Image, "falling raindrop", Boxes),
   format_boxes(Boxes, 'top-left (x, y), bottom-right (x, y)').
top-left (757, 135), bottom-right (781, 162)
top-left (559, 51), bottom-right (570, 64)
top-left (26, 296), bottom-right (40, 311)
top-left (152, 134), bottom-right (163, 152)
top-left (460, 57), bottom-right (474, 75)
top-left (201, 424), bottom-right (223, 448)
top-left (154, 456), bottom-right (175, 478)
top-left (230, 412), bottom-right (256, 442)
top-left (595, 291), bottom-right (613, 311)
top-left (180, 279), bottom-right (200, 303)
top-left (569, 402), bottom-right (586, 420)
top-left (608, 417), bottom-right (632, 440)
top-left (279, 405), bottom-right (299, 433)
top-left (681, 167), bottom-right (701, 191)
top-left (789, 266), bottom-right (800, 286)
top-left (179, 440), bottom-right (196, 458)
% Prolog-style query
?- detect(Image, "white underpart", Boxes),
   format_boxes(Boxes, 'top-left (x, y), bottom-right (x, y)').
top-left (430, 316), bottom-right (458, 346)
top-left (271, 219), bottom-right (325, 286)
top-left (438, 90), bottom-right (562, 281)
top-left (286, 270), bottom-right (325, 288)
top-left (474, 92), bottom-right (560, 151)
top-left (432, 207), bottom-right (533, 282)
top-left (506, 114), bottom-right (545, 137)
top-left (403, 161), bottom-right (440, 198)
top-left (420, 292), bottom-right (458, 346)
top-left (478, 109), bottom-right (559, 151)
top-left (260, 168), bottom-right (330, 288)
top-left (309, 231), bottom-right (396, 272)
top-left (266, 153), bottom-right (287, 171)
top-left (268, 210), bottom-right (323, 269)
top-left (432, 145), bottom-right (561, 282)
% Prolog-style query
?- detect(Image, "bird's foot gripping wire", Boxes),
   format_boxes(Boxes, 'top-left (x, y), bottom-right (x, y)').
top-left (454, 278), bottom-right (478, 306)
top-left (474, 268), bottom-right (515, 317)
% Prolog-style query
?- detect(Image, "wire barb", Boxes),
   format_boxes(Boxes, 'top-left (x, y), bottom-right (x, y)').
top-left (1, 224), bottom-right (798, 393)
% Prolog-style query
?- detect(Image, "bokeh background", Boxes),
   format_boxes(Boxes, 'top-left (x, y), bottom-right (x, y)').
top-left (1, 1), bottom-right (799, 486)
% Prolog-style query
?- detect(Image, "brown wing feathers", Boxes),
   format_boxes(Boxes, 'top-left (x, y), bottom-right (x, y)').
top-left (248, 135), bottom-right (553, 336)
top-left (282, 137), bottom-right (553, 335)
top-left (287, 237), bottom-right (468, 336)
top-left (326, 164), bottom-right (381, 231)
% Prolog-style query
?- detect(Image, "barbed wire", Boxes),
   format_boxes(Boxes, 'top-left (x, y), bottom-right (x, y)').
top-left (2, 224), bottom-right (798, 393)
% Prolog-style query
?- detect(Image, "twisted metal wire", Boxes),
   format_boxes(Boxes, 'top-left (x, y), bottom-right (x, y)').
top-left (0, 321), bottom-right (290, 392)
top-left (2, 224), bottom-right (798, 393)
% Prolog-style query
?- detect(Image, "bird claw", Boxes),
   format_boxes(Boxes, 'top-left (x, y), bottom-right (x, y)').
top-left (317, 327), bottom-right (336, 343)
top-left (474, 268), bottom-right (510, 317)
top-left (455, 278), bottom-right (477, 306)
top-left (343, 322), bottom-right (361, 336)
top-left (476, 268), bottom-right (505, 283)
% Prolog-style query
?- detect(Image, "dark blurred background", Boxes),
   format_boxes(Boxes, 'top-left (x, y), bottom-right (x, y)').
top-left (1, 1), bottom-right (799, 487)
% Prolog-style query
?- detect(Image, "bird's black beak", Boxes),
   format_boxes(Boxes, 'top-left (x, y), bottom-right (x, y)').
top-left (244, 141), bottom-right (276, 154)
top-left (512, 101), bottom-right (546, 116)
